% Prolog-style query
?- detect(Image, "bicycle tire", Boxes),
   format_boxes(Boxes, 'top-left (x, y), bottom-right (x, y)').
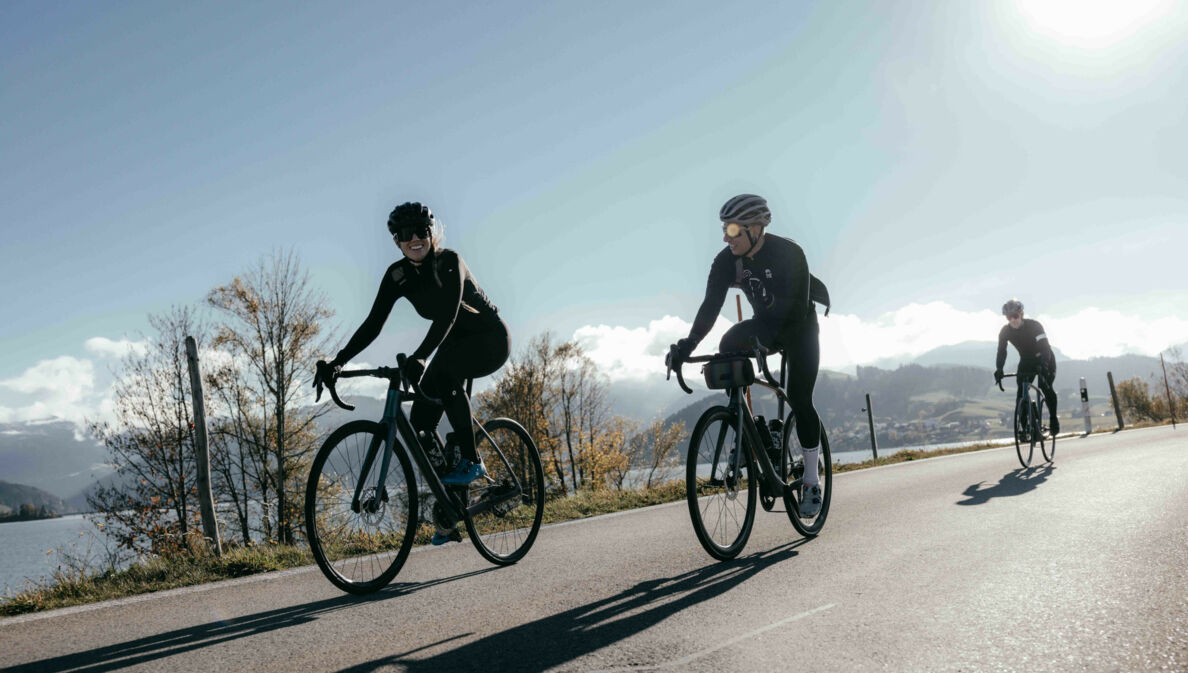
top-left (305, 420), bottom-right (418, 595)
top-left (462, 418), bottom-right (545, 565)
top-left (1040, 397), bottom-right (1056, 463)
top-left (686, 405), bottom-right (756, 560)
top-left (782, 417), bottom-right (832, 537)
top-left (1013, 396), bottom-right (1034, 468)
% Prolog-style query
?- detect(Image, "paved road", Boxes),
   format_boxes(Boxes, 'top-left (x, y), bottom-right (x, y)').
top-left (2, 425), bottom-right (1185, 672)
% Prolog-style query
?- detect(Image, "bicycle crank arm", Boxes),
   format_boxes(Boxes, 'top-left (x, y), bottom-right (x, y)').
top-left (782, 478), bottom-right (804, 498)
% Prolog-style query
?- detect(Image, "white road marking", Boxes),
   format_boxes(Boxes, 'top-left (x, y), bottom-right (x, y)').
top-left (589, 603), bottom-right (836, 672)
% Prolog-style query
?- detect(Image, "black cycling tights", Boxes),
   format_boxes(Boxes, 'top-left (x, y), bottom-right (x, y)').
top-left (719, 319), bottom-right (822, 449)
top-left (1016, 365), bottom-right (1058, 423)
top-left (409, 321), bottom-right (511, 464)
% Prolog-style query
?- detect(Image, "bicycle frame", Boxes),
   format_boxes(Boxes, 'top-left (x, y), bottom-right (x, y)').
top-left (345, 373), bottom-right (525, 525)
top-left (695, 348), bottom-right (800, 501)
top-left (1003, 373), bottom-right (1044, 428)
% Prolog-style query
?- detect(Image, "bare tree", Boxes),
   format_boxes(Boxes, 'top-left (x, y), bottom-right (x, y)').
top-left (88, 306), bottom-right (207, 557)
top-left (207, 249), bottom-right (334, 545)
top-left (205, 356), bottom-right (273, 544)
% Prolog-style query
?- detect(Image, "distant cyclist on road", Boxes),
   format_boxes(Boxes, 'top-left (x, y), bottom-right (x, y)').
top-left (315, 203), bottom-right (511, 521)
top-left (666, 194), bottom-right (825, 518)
top-left (994, 299), bottom-right (1059, 435)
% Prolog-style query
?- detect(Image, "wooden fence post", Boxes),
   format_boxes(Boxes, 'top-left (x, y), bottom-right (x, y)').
top-left (1107, 371), bottom-right (1124, 432)
top-left (185, 336), bottom-right (222, 556)
top-left (862, 393), bottom-right (878, 460)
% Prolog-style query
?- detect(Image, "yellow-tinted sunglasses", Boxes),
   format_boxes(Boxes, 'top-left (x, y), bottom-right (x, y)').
top-left (721, 222), bottom-right (749, 238)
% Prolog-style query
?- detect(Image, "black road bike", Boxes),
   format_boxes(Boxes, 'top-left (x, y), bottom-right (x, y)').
top-left (999, 372), bottom-right (1055, 468)
top-left (305, 354), bottom-right (545, 594)
top-left (667, 341), bottom-right (832, 560)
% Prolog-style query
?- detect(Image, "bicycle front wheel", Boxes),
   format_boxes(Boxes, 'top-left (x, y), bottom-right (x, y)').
top-left (686, 406), bottom-right (756, 561)
top-left (1037, 395), bottom-right (1056, 463)
top-left (305, 420), bottom-right (418, 594)
top-left (1013, 396), bottom-right (1034, 468)
top-left (782, 418), bottom-right (832, 537)
top-left (462, 418), bottom-right (545, 565)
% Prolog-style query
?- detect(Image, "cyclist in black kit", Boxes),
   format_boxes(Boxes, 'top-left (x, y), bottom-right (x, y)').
top-left (667, 194), bottom-right (825, 518)
top-left (315, 202), bottom-right (511, 522)
top-left (994, 299), bottom-right (1059, 435)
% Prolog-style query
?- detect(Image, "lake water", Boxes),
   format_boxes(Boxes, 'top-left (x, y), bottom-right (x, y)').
top-left (1, 436), bottom-right (1021, 596)
top-left (0, 514), bottom-right (106, 595)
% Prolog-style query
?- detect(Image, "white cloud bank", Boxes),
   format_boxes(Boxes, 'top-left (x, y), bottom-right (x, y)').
top-left (572, 302), bottom-right (1188, 381)
top-left (5, 303), bottom-right (1188, 426)
top-left (84, 337), bottom-right (148, 360)
top-left (0, 356), bottom-right (99, 427)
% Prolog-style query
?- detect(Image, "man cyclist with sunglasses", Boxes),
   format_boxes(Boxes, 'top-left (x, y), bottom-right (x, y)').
top-left (314, 202), bottom-right (510, 543)
top-left (667, 194), bottom-right (825, 518)
top-left (994, 299), bottom-right (1059, 435)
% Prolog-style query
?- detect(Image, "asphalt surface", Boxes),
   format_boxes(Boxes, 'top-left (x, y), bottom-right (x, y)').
top-left (2, 425), bottom-right (1185, 672)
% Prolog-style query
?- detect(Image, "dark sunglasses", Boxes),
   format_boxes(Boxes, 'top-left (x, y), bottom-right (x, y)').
top-left (393, 225), bottom-right (431, 243)
top-left (1007, 313), bottom-right (1021, 320)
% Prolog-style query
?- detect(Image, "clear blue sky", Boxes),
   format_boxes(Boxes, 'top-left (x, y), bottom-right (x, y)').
top-left (3, 1), bottom-right (1188, 420)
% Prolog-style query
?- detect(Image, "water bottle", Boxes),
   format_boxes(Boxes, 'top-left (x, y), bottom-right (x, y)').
top-left (765, 416), bottom-right (784, 468)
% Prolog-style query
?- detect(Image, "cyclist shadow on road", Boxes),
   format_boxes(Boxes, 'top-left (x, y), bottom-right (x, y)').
top-left (4, 566), bottom-right (499, 673)
top-left (957, 465), bottom-right (1054, 507)
top-left (342, 539), bottom-right (810, 673)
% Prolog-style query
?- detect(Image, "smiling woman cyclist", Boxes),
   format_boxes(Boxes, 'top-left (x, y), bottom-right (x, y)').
top-left (316, 202), bottom-right (511, 494)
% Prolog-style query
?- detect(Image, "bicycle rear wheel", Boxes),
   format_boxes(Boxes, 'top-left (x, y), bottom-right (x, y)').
top-left (782, 418), bottom-right (832, 537)
top-left (462, 418), bottom-right (545, 565)
top-left (305, 420), bottom-right (418, 594)
top-left (1013, 396), bottom-right (1034, 468)
top-left (686, 406), bottom-right (756, 560)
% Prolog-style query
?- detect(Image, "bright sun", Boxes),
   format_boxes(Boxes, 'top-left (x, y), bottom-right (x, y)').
top-left (1016, 0), bottom-right (1173, 47)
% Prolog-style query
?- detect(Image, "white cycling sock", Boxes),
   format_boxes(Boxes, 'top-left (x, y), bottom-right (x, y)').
top-left (801, 446), bottom-right (820, 486)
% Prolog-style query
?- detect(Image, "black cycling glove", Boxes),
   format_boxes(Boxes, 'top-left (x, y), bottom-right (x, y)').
top-left (401, 357), bottom-right (426, 387)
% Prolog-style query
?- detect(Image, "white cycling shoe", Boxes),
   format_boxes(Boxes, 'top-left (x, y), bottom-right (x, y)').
top-left (798, 482), bottom-right (823, 518)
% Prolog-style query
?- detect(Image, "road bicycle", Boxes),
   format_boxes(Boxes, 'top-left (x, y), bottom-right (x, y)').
top-left (667, 341), bottom-right (831, 560)
top-left (305, 354), bottom-right (545, 594)
top-left (999, 372), bottom-right (1055, 468)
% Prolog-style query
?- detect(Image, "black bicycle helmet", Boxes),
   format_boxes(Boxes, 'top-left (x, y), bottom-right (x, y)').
top-left (387, 202), bottom-right (434, 234)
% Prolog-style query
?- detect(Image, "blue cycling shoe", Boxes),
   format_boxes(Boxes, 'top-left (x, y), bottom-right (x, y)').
top-left (431, 527), bottom-right (462, 546)
top-left (441, 459), bottom-right (487, 485)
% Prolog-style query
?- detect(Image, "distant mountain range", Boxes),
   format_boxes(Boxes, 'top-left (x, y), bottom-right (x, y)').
top-left (0, 342), bottom-right (1176, 501)
top-left (0, 480), bottom-right (72, 516)
top-left (0, 420), bottom-right (111, 504)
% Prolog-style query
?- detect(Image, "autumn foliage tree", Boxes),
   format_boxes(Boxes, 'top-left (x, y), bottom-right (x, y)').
top-left (1115, 376), bottom-right (1176, 423)
top-left (475, 332), bottom-right (686, 494)
top-left (207, 250), bottom-right (334, 545)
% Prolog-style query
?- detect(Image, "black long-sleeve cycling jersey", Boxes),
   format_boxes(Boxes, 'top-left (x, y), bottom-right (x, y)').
top-left (688, 233), bottom-right (816, 350)
top-left (334, 248), bottom-right (500, 365)
top-left (996, 318), bottom-right (1055, 373)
